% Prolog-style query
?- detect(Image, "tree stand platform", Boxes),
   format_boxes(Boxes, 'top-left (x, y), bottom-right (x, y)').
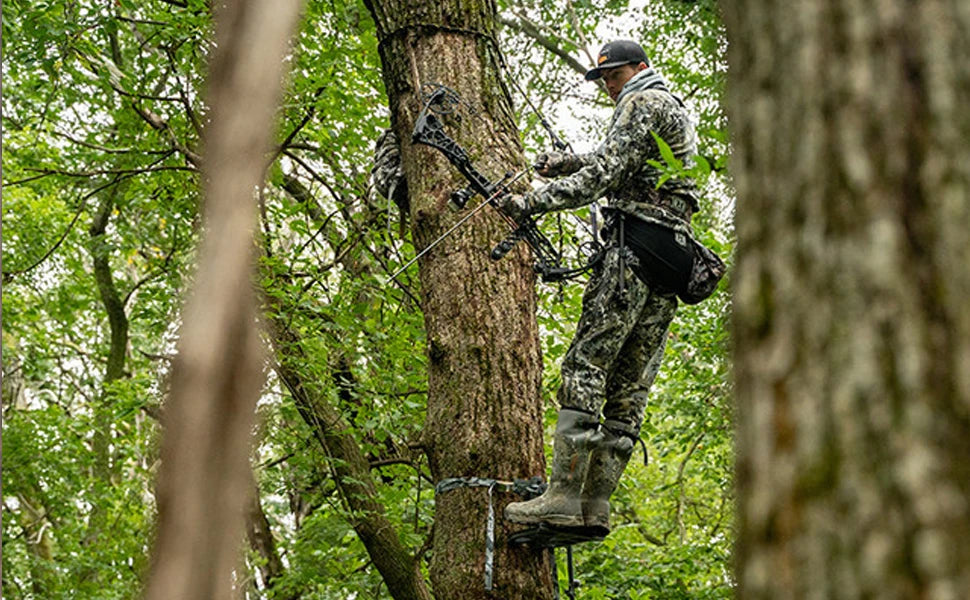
top-left (508, 523), bottom-right (606, 548)
top-left (509, 524), bottom-right (606, 599)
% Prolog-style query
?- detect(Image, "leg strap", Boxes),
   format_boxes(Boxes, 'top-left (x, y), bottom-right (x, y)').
top-left (601, 418), bottom-right (647, 465)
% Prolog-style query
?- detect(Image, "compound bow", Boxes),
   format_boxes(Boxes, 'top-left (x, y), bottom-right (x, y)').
top-left (409, 83), bottom-right (597, 283)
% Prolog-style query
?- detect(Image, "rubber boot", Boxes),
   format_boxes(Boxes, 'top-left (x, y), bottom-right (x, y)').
top-left (582, 419), bottom-right (637, 537)
top-left (504, 408), bottom-right (600, 527)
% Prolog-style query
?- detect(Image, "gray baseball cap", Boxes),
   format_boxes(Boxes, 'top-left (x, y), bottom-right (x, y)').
top-left (585, 40), bottom-right (650, 81)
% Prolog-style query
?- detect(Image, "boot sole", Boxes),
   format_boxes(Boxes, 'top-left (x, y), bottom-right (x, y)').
top-left (505, 511), bottom-right (585, 528)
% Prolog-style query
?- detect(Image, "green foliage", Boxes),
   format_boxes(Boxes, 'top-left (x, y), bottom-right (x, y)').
top-left (3, 0), bottom-right (733, 597)
top-left (3, 390), bottom-right (158, 599)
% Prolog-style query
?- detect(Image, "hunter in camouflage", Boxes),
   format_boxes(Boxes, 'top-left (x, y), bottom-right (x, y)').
top-left (502, 40), bottom-right (700, 537)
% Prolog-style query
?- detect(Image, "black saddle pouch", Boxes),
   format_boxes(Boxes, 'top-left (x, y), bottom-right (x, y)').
top-left (620, 217), bottom-right (694, 295)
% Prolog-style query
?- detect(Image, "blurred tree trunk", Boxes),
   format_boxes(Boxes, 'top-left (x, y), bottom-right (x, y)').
top-left (364, 0), bottom-right (554, 598)
top-left (143, 1), bottom-right (303, 599)
top-left (725, 1), bottom-right (970, 598)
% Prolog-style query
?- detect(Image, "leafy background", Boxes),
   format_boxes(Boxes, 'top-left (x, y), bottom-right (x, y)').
top-left (2, 0), bottom-right (733, 598)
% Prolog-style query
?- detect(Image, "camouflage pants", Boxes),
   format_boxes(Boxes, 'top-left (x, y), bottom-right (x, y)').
top-left (557, 245), bottom-right (677, 432)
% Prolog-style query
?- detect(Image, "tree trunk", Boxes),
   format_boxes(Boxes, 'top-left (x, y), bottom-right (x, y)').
top-left (82, 15), bottom-right (133, 582)
top-left (143, 1), bottom-right (303, 598)
top-left (365, 1), bottom-right (554, 598)
top-left (82, 183), bottom-right (130, 587)
top-left (724, 1), bottom-right (970, 598)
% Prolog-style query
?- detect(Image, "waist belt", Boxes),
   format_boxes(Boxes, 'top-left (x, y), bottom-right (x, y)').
top-left (611, 189), bottom-right (696, 223)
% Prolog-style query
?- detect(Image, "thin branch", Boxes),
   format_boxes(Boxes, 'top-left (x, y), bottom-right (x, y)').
top-left (497, 13), bottom-right (588, 77)
top-left (116, 15), bottom-right (170, 27)
top-left (284, 142), bottom-right (319, 152)
top-left (369, 457), bottom-right (417, 470)
top-left (165, 47), bottom-right (204, 137)
top-left (564, 0), bottom-right (597, 65)
top-left (111, 82), bottom-right (182, 103)
top-left (272, 85), bottom-right (327, 162)
top-left (298, 231), bottom-right (366, 293)
top-left (136, 349), bottom-right (176, 363)
top-left (282, 149), bottom-right (345, 204)
top-left (123, 222), bottom-right (181, 307)
top-left (52, 130), bottom-right (170, 155)
top-left (291, 203), bottom-right (340, 260)
top-left (617, 505), bottom-right (667, 547)
top-left (129, 101), bottom-right (203, 167)
top-left (6, 163), bottom-right (192, 186)
top-left (675, 432), bottom-right (706, 543)
top-left (258, 451), bottom-right (298, 471)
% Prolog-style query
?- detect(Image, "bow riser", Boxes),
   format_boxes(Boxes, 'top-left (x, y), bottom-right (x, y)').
top-left (412, 108), bottom-right (495, 206)
top-left (410, 84), bottom-right (580, 282)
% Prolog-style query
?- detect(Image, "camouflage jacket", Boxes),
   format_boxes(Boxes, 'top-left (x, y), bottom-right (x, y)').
top-left (526, 71), bottom-right (699, 235)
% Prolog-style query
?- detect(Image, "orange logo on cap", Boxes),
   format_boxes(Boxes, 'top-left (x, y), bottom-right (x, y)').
top-left (598, 54), bottom-right (608, 64)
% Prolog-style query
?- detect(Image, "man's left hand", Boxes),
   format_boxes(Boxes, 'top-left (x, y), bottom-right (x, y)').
top-left (497, 193), bottom-right (535, 222)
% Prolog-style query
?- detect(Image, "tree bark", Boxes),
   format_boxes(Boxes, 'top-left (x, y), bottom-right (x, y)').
top-left (725, 1), bottom-right (970, 598)
top-left (143, 1), bottom-right (303, 599)
top-left (364, 1), bottom-right (554, 598)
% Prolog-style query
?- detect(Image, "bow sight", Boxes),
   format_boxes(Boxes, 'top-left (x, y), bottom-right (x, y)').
top-left (405, 83), bottom-right (599, 283)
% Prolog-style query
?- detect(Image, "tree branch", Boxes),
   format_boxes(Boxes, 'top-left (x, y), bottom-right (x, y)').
top-left (268, 323), bottom-right (432, 600)
top-left (7, 163), bottom-right (192, 186)
top-left (282, 149), bottom-right (345, 205)
top-left (123, 220), bottom-right (182, 307)
top-left (245, 477), bottom-right (295, 600)
top-left (272, 85), bottom-right (327, 163)
top-left (563, 0), bottom-right (597, 66)
top-left (129, 101), bottom-right (203, 167)
top-left (165, 47), bottom-right (204, 137)
top-left (53, 130), bottom-right (171, 155)
top-left (675, 432), bottom-right (706, 543)
top-left (616, 505), bottom-right (667, 547)
top-left (497, 12), bottom-right (588, 77)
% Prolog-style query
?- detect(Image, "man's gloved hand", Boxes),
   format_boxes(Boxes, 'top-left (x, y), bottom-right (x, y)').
top-left (497, 193), bottom-right (535, 222)
top-left (534, 151), bottom-right (580, 178)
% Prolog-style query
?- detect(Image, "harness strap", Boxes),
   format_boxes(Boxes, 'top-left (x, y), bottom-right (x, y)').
top-left (618, 212), bottom-right (626, 299)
